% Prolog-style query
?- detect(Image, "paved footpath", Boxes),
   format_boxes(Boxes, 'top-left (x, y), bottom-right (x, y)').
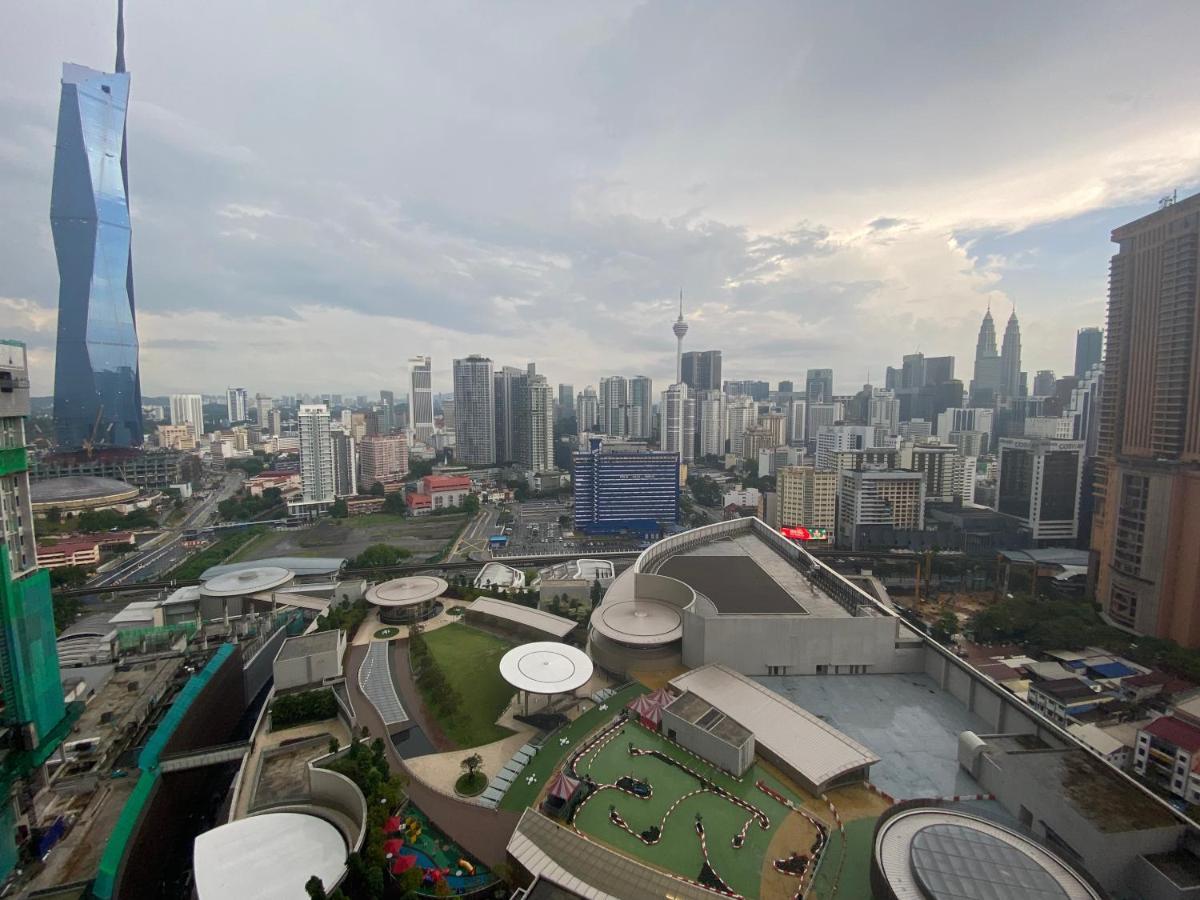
top-left (345, 641), bottom-right (520, 866)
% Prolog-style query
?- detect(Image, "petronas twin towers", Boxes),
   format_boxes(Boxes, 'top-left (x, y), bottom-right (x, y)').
top-left (968, 305), bottom-right (1022, 406)
top-left (50, 0), bottom-right (144, 449)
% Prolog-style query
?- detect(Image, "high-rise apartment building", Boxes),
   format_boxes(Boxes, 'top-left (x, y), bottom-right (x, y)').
top-left (226, 387), bottom-right (248, 424)
top-left (681, 351), bottom-right (722, 393)
top-left (359, 434), bottom-right (408, 486)
top-left (598, 376), bottom-right (629, 438)
top-left (1093, 194), bottom-right (1200, 642)
top-left (557, 384), bottom-right (575, 421)
top-left (903, 442), bottom-right (966, 503)
top-left (576, 387), bottom-right (599, 434)
top-left (440, 398), bottom-right (455, 434)
top-left (775, 465), bottom-right (837, 532)
top-left (409, 356), bottom-right (434, 444)
top-left (660, 383), bottom-right (695, 464)
top-left (868, 390), bottom-right (901, 435)
top-left (155, 424), bottom-right (195, 451)
top-left (759, 413), bottom-right (788, 448)
top-left (452, 356), bottom-right (495, 465)
top-left (696, 391), bottom-right (727, 458)
top-left (628, 376), bottom-right (654, 440)
top-left (572, 438), bottom-right (679, 534)
top-left (726, 396), bottom-right (757, 456)
top-left (169, 394), bottom-right (205, 445)
top-left (805, 369), bottom-right (834, 405)
top-left (936, 407), bottom-right (994, 439)
top-left (787, 399), bottom-right (807, 446)
top-left (837, 469), bottom-right (925, 549)
top-left (290, 404), bottom-right (334, 517)
top-left (330, 429), bottom-right (357, 498)
top-left (1075, 327), bottom-right (1104, 379)
top-left (806, 401), bottom-right (844, 443)
top-left (948, 430), bottom-right (989, 458)
top-left (815, 424), bottom-right (880, 470)
top-left (255, 394), bottom-right (274, 430)
top-left (514, 373), bottom-right (554, 472)
top-left (997, 437), bottom-right (1083, 545)
top-left (50, 15), bottom-right (143, 450)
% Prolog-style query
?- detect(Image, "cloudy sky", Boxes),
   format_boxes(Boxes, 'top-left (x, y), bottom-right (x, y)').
top-left (4, 2), bottom-right (1199, 399)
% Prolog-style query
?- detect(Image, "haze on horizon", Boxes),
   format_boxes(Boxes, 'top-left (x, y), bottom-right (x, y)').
top-left (3, 1), bottom-right (1200, 397)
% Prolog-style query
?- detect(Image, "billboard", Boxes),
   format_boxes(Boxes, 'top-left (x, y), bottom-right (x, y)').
top-left (780, 526), bottom-right (829, 542)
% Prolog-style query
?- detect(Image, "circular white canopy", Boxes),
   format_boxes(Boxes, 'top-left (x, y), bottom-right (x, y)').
top-left (366, 575), bottom-right (448, 608)
top-left (200, 566), bottom-right (293, 597)
top-left (500, 642), bottom-right (594, 695)
top-left (194, 812), bottom-right (348, 900)
top-left (592, 599), bottom-right (683, 646)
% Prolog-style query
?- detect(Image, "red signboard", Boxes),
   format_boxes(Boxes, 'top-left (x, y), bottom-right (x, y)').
top-left (780, 526), bottom-right (811, 541)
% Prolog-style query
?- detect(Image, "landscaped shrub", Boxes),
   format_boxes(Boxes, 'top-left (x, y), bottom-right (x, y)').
top-left (271, 688), bottom-right (338, 729)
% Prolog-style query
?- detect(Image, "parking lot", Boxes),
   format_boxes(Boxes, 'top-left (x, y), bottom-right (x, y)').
top-left (490, 499), bottom-right (643, 558)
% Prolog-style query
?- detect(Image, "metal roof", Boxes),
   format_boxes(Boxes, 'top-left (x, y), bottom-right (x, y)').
top-left (201, 566), bottom-right (293, 597)
top-left (365, 575), bottom-right (447, 608)
top-left (669, 664), bottom-right (879, 791)
top-left (201, 556), bottom-right (346, 579)
top-left (466, 596), bottom-right (576, 639)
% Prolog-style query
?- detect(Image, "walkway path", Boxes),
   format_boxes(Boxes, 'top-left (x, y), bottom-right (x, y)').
top-left (344, 641), bottom-right (520, 866)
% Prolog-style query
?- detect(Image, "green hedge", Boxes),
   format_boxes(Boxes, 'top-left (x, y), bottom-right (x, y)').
top-left (271, 689), bottom-right (338, 729)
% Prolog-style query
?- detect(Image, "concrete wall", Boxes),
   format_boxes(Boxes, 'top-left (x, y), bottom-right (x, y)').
top-left (660, 706), bottom-right (753, 777)
top-left (243, 622), bottom-right (288, 704)
top-left (273, 638), bottom-right (344, 691)
top-left (587, 632), bottom-right (681, 679)
top-left (1132, 854), bottom-right (1200, 900)
top-left (682, 611), bottom-right (926, 675)
top-left (970, 747), bottom-right (1183, 894)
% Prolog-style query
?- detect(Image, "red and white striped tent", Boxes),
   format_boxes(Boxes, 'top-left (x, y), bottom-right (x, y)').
top-left (547, 770), bottom-right (581, 802)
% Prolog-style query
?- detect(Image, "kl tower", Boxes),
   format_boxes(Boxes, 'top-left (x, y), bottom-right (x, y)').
top-left (672, 289), bottom-right (688, 383)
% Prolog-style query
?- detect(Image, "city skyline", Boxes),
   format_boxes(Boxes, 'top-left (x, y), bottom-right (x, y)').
top-left (3, 4), bottom-right (1198, 396)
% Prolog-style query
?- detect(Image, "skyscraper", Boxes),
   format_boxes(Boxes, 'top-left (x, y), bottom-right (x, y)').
top-left (514, 373), bottom-right (554, 472)
top-left (409, 356), bottom-right (434, 444)
top-left (572, 439), bottom-right (679, 535)
top-left (660, 383), bottom-right (695, 463)
top-left (226, 387), bottom-right (248, 424)
top-left (969, 306), bottom-right (1002, 406)
top-left (628, 376), bottom-right (654, 440)
top-left (696, 390), bottom-right (728, 458)
top-left (290, 404), bottom-right (334, 517)
top-left (330, 429), bottom-right (357, 498)
top-left (169, 394), bottom-right (205, 445)
top-left (576, 387), bottom-right (599, 435)
top-left (557, 383), bottom-right (574, 421)
top-left (598, 376), bottom-right (629, 438)
top-left (1000, 309), bottom-right (1023, 400)
top-left (51, 3), bottom-right (143, 449)
top-left (1075, 326), bottom-right (1103, 379)
top-left (452, 355), bottom-right (495, 465)
top-left (681, 350), bottom-right (722, 393)
top-left (805, 368), bottom-right (834, 405)
top-left (1093, 194), bottom-right (1200, 644)
top-left (672, 290), bottom-right (689, 383)
top-left (493, 365), bottom-right (525, 463)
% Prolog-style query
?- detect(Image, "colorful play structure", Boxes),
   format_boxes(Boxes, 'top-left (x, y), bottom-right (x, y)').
top-left (380, 807), bottom-right (495, 895)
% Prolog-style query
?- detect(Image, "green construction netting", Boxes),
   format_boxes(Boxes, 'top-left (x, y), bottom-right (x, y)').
top-left (115, 620), bottom-right (198, 652)
top-left (0, 557), bottom-right (66, 741)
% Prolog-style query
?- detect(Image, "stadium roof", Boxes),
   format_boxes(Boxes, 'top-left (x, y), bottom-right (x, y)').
top-left (669, 664), bottom-right (879, 792)
top-left (467, 596), bottom-right (576, 639)
top-left (366, 575), bottom-right (447, 608)
top-left (29, 475), bottom-right (139, 505)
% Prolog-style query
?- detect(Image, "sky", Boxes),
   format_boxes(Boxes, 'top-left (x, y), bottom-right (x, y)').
top-left (3, 2), bottom-right (1200, 400)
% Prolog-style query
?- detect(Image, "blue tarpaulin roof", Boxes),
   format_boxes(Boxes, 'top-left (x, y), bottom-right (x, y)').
top-left (1089, 661), bottom-right (1137, 679)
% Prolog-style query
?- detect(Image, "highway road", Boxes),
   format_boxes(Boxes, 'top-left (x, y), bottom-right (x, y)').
top-left (445, 506), bottom-right (499, 561)
top-left (85, 473), bottom-right (243, 590)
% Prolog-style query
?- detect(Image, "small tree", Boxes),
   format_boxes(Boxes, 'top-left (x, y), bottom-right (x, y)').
top-left (931, 610), bottom-right (959, 644)
top-left (461, 752), bottom-right (483, 781)
top-left (305, 876), bottom-right (327, 900)
top-left (329, 498), bottom-right (348, 518)
top-left (369, 481), bottom-right (386, 497)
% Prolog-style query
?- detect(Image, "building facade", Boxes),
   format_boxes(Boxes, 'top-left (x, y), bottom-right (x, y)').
top-left (226, 387), bottom-right (248, 424)
top-left (1093, 194), bottom-right (1200, 642)
top-left (452, 355), bottom-right (496, 465)
top-left (1075, 326), bottom-right (1103, 380)
top-left (775, 465), bottom-right (837, 532)
top-left (358, 434), bottom-right (408, 486)
top-left (330, 430), bottom-right (357, 498)
top-left (51, 59), bottom-right (143, 449)
top-left (169, 394), bottom-right (205, 445)
top-left (696, 391), bottom-right (727, 458)
top-left (409, 356), bottom-right (434, 444)
top-left (628, 376), bottom-right (654, 441)
top-left (290, 404), bottom-right (334, 517)
top-left (576, 387), bottom-right (599, 435)
top-left (572, 439), bottom-right (679, 534)
top-left (660, 383), bottom-right (695, 464)
top-left (997, 437), bottom-right (1084, 545)
top-left (681, 350), bottom-right (722, 393)
top-left (515, 373), bottom-right (554, 472)
top-left (598, 376), bottom-right (629, 438)
top-left (837, 469), bottom-right (926, 549)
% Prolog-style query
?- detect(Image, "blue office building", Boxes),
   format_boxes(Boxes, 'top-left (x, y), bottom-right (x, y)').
top-left (573, 439), bottom-right (680, 536)
top-left (50, 0), bottom-right (144, 449)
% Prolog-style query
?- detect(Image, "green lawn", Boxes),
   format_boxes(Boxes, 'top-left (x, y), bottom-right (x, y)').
top-left (809, 816), bottom-right (876, 900)
top-left (570, 724), bottom-right (806, 899)
top-left (499, 683), bottom-right (649, 812)
top-left (418, 624), bottom-right (516, 747)
top-left (166, 527), bottom-right (264, 580)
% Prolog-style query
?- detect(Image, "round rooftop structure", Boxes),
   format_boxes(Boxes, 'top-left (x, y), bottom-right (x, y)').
top-left (500, 642), bottom-right (594, 696)
top-left (873, 808), bottom-right (1101, 900)
top-left (200, 566), bottom-right (293, 597)
top-left (194, 812), bottom-right (347, 900)
top-left (593, 599), bottom-right (683, 646)
top-left (366, 575), bottom-right (447, 624)
top-left (30, 475), bottom-right (139, 513)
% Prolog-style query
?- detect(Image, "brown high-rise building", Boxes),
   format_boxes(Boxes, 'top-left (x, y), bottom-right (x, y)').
top-left (1092, 193), bottom-right (1200, 644)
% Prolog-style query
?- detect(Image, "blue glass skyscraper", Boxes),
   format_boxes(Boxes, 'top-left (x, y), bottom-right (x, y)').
top-left (50, 0), bottom-right (143, 449)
